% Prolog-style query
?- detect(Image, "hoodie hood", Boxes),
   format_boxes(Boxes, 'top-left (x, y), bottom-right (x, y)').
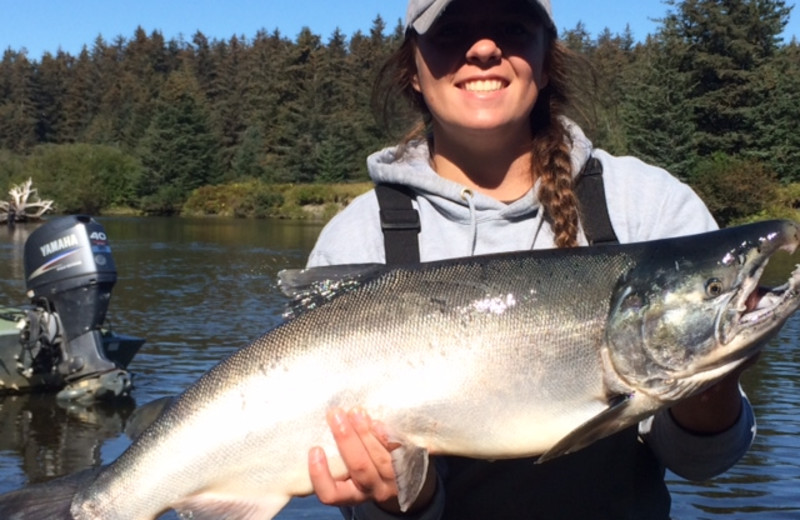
top-left (366, 119), bottom-right (594, 226)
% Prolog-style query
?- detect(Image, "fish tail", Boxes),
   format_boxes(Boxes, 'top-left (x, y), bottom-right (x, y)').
top-left (0, 468), bottom-right (100, 520)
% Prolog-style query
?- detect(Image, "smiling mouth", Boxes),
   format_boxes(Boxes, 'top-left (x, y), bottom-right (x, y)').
top-left (460, 79), bottom-right (507, 92)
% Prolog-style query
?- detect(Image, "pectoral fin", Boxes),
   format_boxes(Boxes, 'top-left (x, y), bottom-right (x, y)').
top-left (389, 441), bottom-right (430, 512)
top-left (173, 493), bottom-right (290, 520)
top-left (537, 393), bottom-right (635, 464)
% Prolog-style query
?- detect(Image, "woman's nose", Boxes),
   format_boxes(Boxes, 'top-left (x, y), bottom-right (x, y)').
top-left (465, 38), bottom-right (502, 64)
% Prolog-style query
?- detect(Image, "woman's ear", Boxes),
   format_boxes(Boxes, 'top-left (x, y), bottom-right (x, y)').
top-left (411, 72), bottom-right (422, 93)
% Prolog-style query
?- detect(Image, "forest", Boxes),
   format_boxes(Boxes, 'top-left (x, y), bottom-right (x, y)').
top-left (0, 0), bottom-right (798, 224)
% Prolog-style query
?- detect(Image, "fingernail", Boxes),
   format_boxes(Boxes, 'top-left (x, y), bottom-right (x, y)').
top-left (372, 422), bottom-right (388, 441)
top-left (309, 447), bottom-right (324, 466)
top-left (329, 408), bottom-right (347, 434)
top-left (372, 422), bottom-right (399, 450)
top-left (349, 407), bottom-right (369, 428)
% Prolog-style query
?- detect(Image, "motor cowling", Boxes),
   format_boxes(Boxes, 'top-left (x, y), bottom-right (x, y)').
top-left (23, 215), bottom-right (128, 398)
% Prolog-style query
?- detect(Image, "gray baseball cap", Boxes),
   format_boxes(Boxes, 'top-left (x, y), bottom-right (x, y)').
top-left (406, 0), bottom-right (555, 35)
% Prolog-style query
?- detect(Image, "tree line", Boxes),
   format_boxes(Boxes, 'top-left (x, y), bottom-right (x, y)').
top-left (0, 0), bottom-right (797, 223)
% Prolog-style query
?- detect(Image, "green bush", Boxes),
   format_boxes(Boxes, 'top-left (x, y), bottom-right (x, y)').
top-left (734, 182), bottom-right (800, 224)
top-left (0, 149), bottom-right (24, 189)
top-left (139, 185), bottom-right (186, 216)
top-left (292, 185), bottom-right (328, 206)
top-left (182, 181), bottom-right (372, 220)
top-left (688, 154), bottom-right (781, 227)
top-left (183, 181), bottom-right (285, 218)
top-left (16, 144), bottom-right (142, 215)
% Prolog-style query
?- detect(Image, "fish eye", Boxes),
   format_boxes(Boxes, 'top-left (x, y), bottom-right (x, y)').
top-left (705, 278), bottom-right (724, 297)
top-left (620, 290), bottom-right (645, 311)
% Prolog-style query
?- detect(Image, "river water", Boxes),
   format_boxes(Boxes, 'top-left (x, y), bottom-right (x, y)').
top-left (0, 216), bottom-right (798, 519)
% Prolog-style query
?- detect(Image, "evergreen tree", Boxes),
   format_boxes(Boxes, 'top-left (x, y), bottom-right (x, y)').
top-left (274, 27), bottom-right (325, 182)
top-left (61, 47), bottom-right (99, 143)
top-left (0, 50), bottom-right (38, 152)
top-left (189, 31), bottom-right (218, 98)
top-left (561, 22), bottom-right (593, 54)
top-left (593, 28), bottom-right (636, 152)
top-left (232, 125), bottom-right (266, 179)
top-left (619, 34), bottom-right (698, 179)
top-left (753, 40), bottom-right (800, 181)
top-left (119, 28), bottom-right (174, 149)
top-left (137, 67), bottom-right (221, 214)
top-left (566, 26), bottom-right (637, 153)
top-left (661, 0), bottom-right (791, 158)
top-left (211, 36), bottom-right (249, 180)
top-left (345, 18), bottom-right (396, 176)
top-left (33, 50), bottom-right (70, 143)
top-left (85, 36), bottom-right (135, 147)
top-left (243, 29), bottom-right (289, 181)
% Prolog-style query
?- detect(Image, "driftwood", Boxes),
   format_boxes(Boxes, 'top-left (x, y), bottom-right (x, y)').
top-left (0, 178), bottom-right (54, 223)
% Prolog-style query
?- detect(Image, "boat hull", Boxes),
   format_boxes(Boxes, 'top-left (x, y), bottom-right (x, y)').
top-left (0, 307), bottom-right (144, 395)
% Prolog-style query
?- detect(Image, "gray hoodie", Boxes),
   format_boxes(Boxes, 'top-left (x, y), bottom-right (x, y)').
top-left (308, 122), bottom-right (756, 520)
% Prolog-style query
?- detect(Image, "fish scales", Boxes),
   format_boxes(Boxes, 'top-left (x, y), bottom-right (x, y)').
top-left (77, 250), bottom-right (640, 518)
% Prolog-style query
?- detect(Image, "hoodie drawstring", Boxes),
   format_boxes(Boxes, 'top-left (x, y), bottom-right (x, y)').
top-left (460, 188), bottom-right (477, 256)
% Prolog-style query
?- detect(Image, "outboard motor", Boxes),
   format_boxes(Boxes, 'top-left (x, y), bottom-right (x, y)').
top-left (22, 215), bottom-right (131, 401)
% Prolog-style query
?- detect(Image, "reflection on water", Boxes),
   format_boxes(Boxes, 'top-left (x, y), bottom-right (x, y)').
top-left (0, 394), bottom-right (135, 484)
top-left (0, 217), bottom-right (799, 519)
top-left (1, 222), bottom-right (35, 283)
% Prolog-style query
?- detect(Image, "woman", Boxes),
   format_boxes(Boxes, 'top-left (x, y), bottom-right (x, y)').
top-left (305, 0), bottom-right (756, 518)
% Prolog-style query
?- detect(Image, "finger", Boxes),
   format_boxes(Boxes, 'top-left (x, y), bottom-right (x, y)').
top-left (371, 420), bottom-right (400, 451)
top-left (349, 410), bottom-right (397, 484)
top-left (328, 408), bottom-right (383, 493)
top-left (309, 446), bottom-right (367, 506)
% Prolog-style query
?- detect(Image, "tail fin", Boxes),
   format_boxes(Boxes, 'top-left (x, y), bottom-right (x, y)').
top-left (0, 467), bottom-right (100, 520)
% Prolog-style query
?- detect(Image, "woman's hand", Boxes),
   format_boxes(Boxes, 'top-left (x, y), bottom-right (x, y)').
top-left (669, 352), bottom-right (760, 434)
top-left (309, 408), bottom-right (402, 512)
top-left (309, 407), bottom-right (437, 514)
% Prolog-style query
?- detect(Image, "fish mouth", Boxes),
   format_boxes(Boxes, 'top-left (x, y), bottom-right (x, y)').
top-left (661, 235), bottom-right (800, 400)
top-left (737, 264), bottom-right (800, 326)
top-left (720, 239), bottom-right (800, 354)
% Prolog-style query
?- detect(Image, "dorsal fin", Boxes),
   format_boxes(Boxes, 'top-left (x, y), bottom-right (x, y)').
top-left (278, 263), bottom-right (387, 319)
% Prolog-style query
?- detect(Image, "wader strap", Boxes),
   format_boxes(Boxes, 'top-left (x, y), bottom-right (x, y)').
top-left (375, 156), bottom-right (618, 265)
top-left (375, 183), bottom-right (421, 264)
top-left (574, 157), bottom-right (619, 245)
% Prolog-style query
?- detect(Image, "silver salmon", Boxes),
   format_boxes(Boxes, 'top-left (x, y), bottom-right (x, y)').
top-left (1, 220), bottom-right (799, 520)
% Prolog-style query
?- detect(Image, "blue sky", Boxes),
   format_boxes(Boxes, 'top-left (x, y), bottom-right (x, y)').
top-left (2, 0), bottom-right (798, 60)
